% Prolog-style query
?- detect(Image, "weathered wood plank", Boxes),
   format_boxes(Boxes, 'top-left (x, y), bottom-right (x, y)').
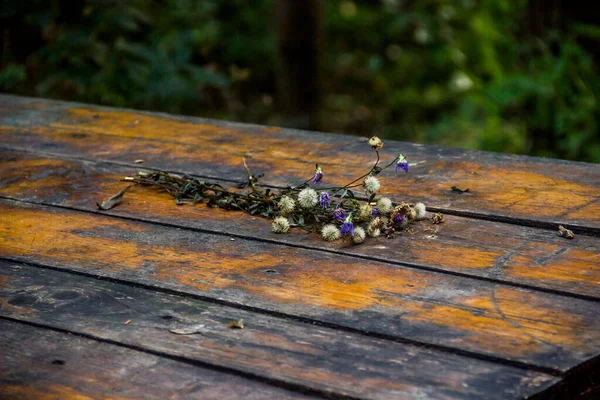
top-left (0, 319), bottom-right (316, 400)
top-left (1, 200), bottom-right (598, 373)
top-left (0, 150), bottom-right (598, 299)
top-left (0, 262), bottom-right (561, 400)
top-left (1, 95), bottom-right (599, 231)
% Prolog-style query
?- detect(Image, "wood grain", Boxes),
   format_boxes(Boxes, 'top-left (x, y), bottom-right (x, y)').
top-left (0, 150), bottom-right (598, 299)
top-left (0, 319), bottom-right (315, 400)
top-left (0, 262), bottom-right (561, 400)
top-left (1, 95), bottom-right (599, 231)
top-left (1, 200), bottom-right (598, 374)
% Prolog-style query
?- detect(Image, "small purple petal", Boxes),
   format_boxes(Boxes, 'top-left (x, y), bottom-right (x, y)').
top-left (396, 160), bottom-right (408, 173)
top-left (313, 171), bottom-right (323, 183)
top-left (340, 221), bottom-right (355, 237)
top-left (312, 166), bottom-right (324, 183)
top-left (333, 208), bottom-right (347, 222)
top-left (395, 155), bottom-right (408, 173)
top-left (393, 213), bottom-right (403, 224)
top-left (319, 192), bottom-right (331, 208)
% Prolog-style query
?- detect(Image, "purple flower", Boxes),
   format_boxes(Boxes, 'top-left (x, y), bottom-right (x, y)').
top-left (393, 213), bottom-right (404, 225)
top-left (313, 164), bottom-right (323, 183)
top-left (372, 208), bottom-right (380, 217)
top-left (395, 154), bottom-right (408, 173)
top-left (319, 192), bottom-right (331, 208)
top-left (340, 216), bottom-right (355, 237)
top-left (333, 207), bottom-right (347, 222)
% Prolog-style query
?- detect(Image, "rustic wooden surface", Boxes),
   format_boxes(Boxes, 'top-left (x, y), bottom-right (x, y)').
top-left (1, 150), bottom-right (598, 300)
top-left (1, 94), bottom-right (599, 399)
top-left (1, 318), bottom-right (317, 400)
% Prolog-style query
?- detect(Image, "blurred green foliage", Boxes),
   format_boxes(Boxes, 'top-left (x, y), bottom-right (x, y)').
top-left (1, 0), bottom-right (599, 161)
top-left (324, 0), bottom-right (600, 162)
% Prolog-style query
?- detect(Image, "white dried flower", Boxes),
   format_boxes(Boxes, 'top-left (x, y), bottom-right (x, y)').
top-left (368, 136), bottom-right (383, 150)
top-left (352, 227), bottom-right (366, 244)
top-left (376, 197), bottom-right (393, 214)
top-left (369, 217), bottom-right (384, 230)
top-left (297, 188), bottom-right (318, 208)
top-left (321, 224), bottom-right (341, 241)
top-left (271, 216), bottom-right (290, 233)
top-left (358, 204), bottom-right (373, 221)
top-left (414, 202), bottom-right (426, 220)
top-left (278, 196), bottom-right (295, 215)
top-left (367, 226), bottom-right (381, 238)
top-left (368, 217), bottom-right (383, 238)
top-left (364, 176), bottom-right (380, 195)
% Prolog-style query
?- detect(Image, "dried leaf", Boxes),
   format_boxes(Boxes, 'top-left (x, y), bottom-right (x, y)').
top-left (97, 186), bottom-right (132, 210)
top-left (557, 225), bottom-right (574, 239)
top-left (169, 324), bottom-right (208, 335)
top-left (229, 319), bottom-right (244, 329)
top-left (451, 186), bottom-right (470, 193)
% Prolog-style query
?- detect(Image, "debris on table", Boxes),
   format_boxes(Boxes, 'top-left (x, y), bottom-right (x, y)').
top-left (229, 319), bottom-right (244, 329)
top-left (432, 213), bottom-right (445, 224)
top-left (451, 186), bottom-right (470, 193)
top-left (169, 324), bottom-right (208, 335)
top-left (97, 186), bottom-right (132, 210)
top-left (557, 225), bottom-right (575, 239)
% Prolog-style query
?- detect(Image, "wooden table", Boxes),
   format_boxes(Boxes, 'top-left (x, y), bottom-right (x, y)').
top-left (0, 95), bottom-right (598, 399)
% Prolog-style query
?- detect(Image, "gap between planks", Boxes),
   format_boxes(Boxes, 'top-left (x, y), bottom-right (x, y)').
top-left (0, 315), bottom-right (355, 400)
top-left (1, 145), bottom-right (598, 238)
top-left (0, 255), bottom-right (577, 378)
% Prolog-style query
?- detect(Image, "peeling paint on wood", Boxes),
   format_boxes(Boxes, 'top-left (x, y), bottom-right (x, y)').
top-left (0, 264), bottom-right (563, 400)
top-left (0, 319), bottom-right (316, 400)
top-left (1, 200), bottom-right (598, 372)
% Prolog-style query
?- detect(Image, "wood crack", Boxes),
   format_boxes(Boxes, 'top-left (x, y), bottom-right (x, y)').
top-left (490, 287), bottom-right (558, 350)
top-left (0, 315), bottom-right (356, 400)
